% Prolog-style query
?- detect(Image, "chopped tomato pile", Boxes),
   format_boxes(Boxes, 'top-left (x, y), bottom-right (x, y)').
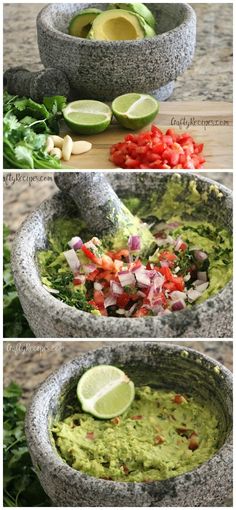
top-left (110, 125), bottom-right (205, 169)
top-left (61, 225), bottom-right (210, 318)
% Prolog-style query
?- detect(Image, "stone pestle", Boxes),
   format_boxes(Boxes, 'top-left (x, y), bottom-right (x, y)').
top-left (54, 172), bottom-right (156, 254)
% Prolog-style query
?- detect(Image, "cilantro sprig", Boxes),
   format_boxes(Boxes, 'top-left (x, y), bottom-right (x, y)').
top-left (3, 92), bottom-right (67, 169)
top-left (3, 382), bottom-right (51, 506)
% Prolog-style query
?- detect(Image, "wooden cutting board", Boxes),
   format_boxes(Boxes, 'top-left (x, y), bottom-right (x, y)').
top-left (61, 102), bottom-right (232, 170)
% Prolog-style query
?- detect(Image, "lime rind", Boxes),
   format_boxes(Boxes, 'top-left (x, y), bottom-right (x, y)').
top-left (63, 100), bottom-right (112, 134)
top-left (112, 93), bottom-right (159, 129)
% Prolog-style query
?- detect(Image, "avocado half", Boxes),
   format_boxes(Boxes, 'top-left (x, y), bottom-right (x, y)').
top-left (68, 8), bottom-right (102, 38)
top-left (108, 3), bottom-right (156, 30)
top-left (88, 9), bottom-right (156, 41)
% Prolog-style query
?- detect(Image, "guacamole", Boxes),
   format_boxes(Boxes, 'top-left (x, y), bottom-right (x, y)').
top-left (38, 176), bottom-right (232, 317)
top-left (52, 386), bottom-right (221, 482)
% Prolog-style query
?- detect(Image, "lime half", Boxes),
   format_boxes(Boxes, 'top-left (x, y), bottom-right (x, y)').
top-left (63, 100), bottom-right (112, 135)
top-left (112, 92), bottom-right (159, 130)
top-left (77, 365), bottom-right (135, 419)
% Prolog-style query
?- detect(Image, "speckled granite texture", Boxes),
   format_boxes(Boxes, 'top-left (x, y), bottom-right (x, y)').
top-left (24, 342), bottom-right (232, 506)
top-left (3, 3), bottom-right (232, 101)
top-left (36, 3), bottom-right (196, 100)
top-left (10, 172), bottom-right (233, 338)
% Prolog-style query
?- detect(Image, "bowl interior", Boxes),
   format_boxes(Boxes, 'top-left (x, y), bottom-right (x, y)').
top-left (43, 3), bottom-right (191, 37)
top-left (49, 344), bottom-right (232, 455)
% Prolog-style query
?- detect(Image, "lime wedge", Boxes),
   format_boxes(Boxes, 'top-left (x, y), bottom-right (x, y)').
top-left (63, 100), bottom-right (112, 135)
top-left (77, 365), bottom-right (135, 419)
top-left (112, 93), bottom-right (159, 130)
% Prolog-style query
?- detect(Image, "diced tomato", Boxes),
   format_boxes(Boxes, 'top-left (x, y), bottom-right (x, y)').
top-left (110, 125), bottom-right (205, 170)
top-left (133, 307), bottom-right (150, 317)
top-left (86, 269), bottom-right (99, 281)
top-left (116, 293), bottom-right (131, 308)
top-left (108, 249), bottom-right (129, 261)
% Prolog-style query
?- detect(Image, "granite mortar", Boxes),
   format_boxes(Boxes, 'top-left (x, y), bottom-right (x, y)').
top-left (36, 3), bottom-right (196, 101)
top-left (25, 341), bottom-right (233, 507)
top-left (11, 172), bottom-right (233, 339)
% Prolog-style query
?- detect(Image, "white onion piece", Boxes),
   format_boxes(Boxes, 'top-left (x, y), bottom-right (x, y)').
top-left (116, 308), bottom-right (126, 315)
top-left (187, 288), bottom-right (202, 303)
top-left (171, 299), bottom-right (186, 311)
top-left (43, 285), bottom-right (59, 295)
top-left (68, 236), bottom-right (83, 250)
top-left (118, 271), bottom-right (136, 287)
top-left (63, 249), bottom-right (80, 273)
top-left (197, 271), bottom-right (208, 282)
top-left (104, 294), bottom-right (117, 308)
top-left (170, 291), bottom-right (187, 301)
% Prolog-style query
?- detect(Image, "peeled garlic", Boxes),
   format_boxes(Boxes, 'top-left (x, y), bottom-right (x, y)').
top-left (72, 140), bottom-right (92, 155)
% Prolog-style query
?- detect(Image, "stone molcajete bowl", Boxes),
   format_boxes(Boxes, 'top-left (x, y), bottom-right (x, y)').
top-left (25, 342), bottom-right (233, 507)
top-left (11, 172), bottom-right (232, 339)
top-left (37, 3), bottom-right (196, 101)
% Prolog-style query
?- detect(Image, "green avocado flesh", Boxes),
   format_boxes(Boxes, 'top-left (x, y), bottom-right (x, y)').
top-left (38, 176), bottom-right (232, 316)
top-left (52, 385), bottom-right (221, 482)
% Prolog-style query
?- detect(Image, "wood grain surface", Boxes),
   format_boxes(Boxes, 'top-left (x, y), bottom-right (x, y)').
top-left (61, 101), bottom-right (233, 170)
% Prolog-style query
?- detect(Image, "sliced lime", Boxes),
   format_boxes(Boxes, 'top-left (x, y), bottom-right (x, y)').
top-left (68, 8), bottom-right (102, 38)
top-left (63, 100), bottom-right (112, 135)
top-left (112, 92), bottom-right (159, 130)
top-left (77, 365), bottom-right (135, 419)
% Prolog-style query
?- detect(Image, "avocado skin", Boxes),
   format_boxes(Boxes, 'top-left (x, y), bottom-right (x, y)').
top-left (108, 3), bottom-right (156, 30)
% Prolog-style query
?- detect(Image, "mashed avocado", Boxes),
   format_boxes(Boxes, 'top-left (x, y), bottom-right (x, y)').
top-left (52, 386), bottom-right (220, 482)
top-left (38, 176), bottom-right (232, 316)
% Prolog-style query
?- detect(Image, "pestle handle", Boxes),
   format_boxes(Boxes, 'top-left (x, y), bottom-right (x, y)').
top-left (54, 173), bottom-right (155, 253)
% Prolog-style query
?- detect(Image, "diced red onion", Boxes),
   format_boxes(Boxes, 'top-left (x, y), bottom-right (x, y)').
top-left (118, 271), bottom-right (136, 287)
top-left (175, 237), bottom-right (183, 252)
top-left (110, 281), bottom-right (123, 296)
top-left (184, 273), bottom-right (191, 282)
top-left (73, 274), bottom-right (86, 285)
top-left (83, 263), bottom-right (97, 274)
top-left (197, 271), bottom-right (208, 282)
top-left (160, 260), bottom-right (169, 268)
top-left (43, 285), bottom-right (59, 295)
top-left (187, 288), bottom-right (202, 303)
top-left (153, 272), bottom-right (165, 290)
top-left (104, 294), bottom-right (117, 308)
top-left (63, 249), bottom-right (80, 273)
top-left (137, 290), bottom-right (146, 298)
top-left (133, 267), bottom-right (151, 287)
top-left (128, 235), bottom-right (141, 252)
top-left (171, 299), bottom-right (186, 311)
top-left (126, 302), bottom-right (138, 317)
top-left (68, 236), bottom-right (83, 250)
top-left (194, 250), bottom-right (208, 262)
top-left (170, 291), bottom-right (187, 301)
top-left (195, 282), bottom-right (209, 293)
